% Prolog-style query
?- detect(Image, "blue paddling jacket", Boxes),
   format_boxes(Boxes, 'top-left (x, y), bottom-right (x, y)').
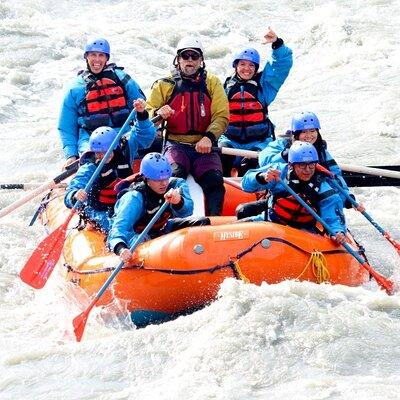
top-left (221, 42), bottom-right (293, 144)
top-left (58, 64), bottom-right (146, 160)
top-left (107, 177), bottom-right (193, 253)
top-left (63, 117), bottom-right (156, 232)
top-left (242, 163), bottom-right (347, 235)
top-left (258, 137), bottom-right (353, 207)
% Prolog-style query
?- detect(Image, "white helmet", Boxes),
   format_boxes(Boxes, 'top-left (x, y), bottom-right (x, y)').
top-left (176, 36), bottom-right (204, 55)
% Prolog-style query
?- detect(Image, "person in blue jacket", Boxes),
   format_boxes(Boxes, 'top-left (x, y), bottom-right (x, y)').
top-left (58, 37), bottom-right (147, 169)
top-left (258, 111), bottom-right (353, 205)
top-left (108, 152), bottom-right (210, 262)
top-left (218, 27), bottom-right (293, 176)
top-left (64, 99), bottom-right (156, 233)
top-left (241, 141), bottom-right (347, 243)
top-left (237, 110), bottom-right (360, 220)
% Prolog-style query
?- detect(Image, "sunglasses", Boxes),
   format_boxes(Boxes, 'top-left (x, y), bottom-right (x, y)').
top-left (179, 52), bottom-right (201, 61)
top-left (296, 162), bottom-right (317, 170)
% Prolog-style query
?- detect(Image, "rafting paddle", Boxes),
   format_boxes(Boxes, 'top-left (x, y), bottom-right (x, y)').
top-left (20, 211), bottom-right (76, 288)
top-left (73, 201), bottom-right (168, 342)
top-left (19, 109), bottom-right (149, 289)
top-left (0, 183), bottom-right (68, 190)
top-left (316, 164), bottom-right (400, 257)
top-left (212, 146), bottom-right (400, 186)
top-left (341, 165), bottom-right (400, 187)
top-left (0, 161), bottom-right (78, 219)
top-left (279, 179), bottom-right (394, 294)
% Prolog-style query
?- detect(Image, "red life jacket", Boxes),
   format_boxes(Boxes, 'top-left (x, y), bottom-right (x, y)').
top-left (163, 70), bottom-right (212, 135)
top-left (88, 164), bottom-right (122, 211)
top-left (97, 177), bottom-right (121, 206)
top-left (86, 78), bottom-right (126, 113)
top-left (272, 195), bottom-right (316, 225)
top-left (270, 176), bottom-right (322, 228)
top-left (79, 64), bottom-right (131, 131)
top-left (228, 88), bottom-right (265, 124)
top-left (224, 75), bottom-right (274, 143)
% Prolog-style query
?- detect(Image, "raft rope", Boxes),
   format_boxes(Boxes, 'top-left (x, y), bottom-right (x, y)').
top-left (32, 187), bottom-right (84, 234)
top-left (64, 236), bottom-right (353, 287)
top-left (64, 237), bottom-right (270, 278)
top-left (229, 258), bottom-right (250, 283)
top-left (29, 190), bottom-right (54, 226)
top-left (296, 250), bottom-right (330, 283)
top-left (30, 189), bottom-right (66, 229)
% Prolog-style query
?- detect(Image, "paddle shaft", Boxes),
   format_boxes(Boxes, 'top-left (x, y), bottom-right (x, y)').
top-left (223, 177), bottom-right (243, 190)
top-left (0, 162), bottom-right (78, 219)
top-left (97, 202), bottom-right (166, 301)
top-left (333, 180), bottom-right (400, 253)
top-left (72, 113), bottom-right (162, 211)
top-left (341, 172), bottom-right (400, 187)
top-left (279, 179), bottom-right (394, 294)
top-left (73, 202), bottom-right (169, 341)
top-left (339, 164), bottom-right (400, 179)
top-left (70, 111), bottom-right (137, 212)
top-left (317, 164), bottom-right (400, 255)
top-left (213, 147), bottom-right (400, 180)
top-left (0, 183), bottom-right (68, 190)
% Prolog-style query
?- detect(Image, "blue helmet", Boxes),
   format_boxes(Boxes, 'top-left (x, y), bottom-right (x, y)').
top-left (89, 127), bottom-right (117, 152)
top-left (84, 38), bottom-right (110, 59)
top-left (288, 141), bottom-right (319, 164)
top-left (232, 48), bottom-right (260, 69)
top-left (291, 111), bottom-right (321, 132)
top-left (140, 153), bottom-right (172, 180)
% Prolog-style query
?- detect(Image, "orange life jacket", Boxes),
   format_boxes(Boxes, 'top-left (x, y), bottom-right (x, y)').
top-left (79, 64), bottom-right (131, 131)
top-left (224, 75), bottom-right (274, 143)
top-left (269, 176), bottom-right (322, 228)
top-left (272, 195), bottom-right (316, 225)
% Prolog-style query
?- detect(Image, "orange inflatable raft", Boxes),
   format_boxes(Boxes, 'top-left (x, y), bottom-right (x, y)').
top-left (41, 185), bottom-right (369, 327)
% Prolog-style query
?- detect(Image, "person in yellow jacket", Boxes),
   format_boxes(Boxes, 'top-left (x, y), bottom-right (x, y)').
top-left (146, 36), bottom-right (229, 215)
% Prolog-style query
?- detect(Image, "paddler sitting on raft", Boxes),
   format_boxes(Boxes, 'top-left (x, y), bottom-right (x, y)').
top-left (237, 111), bottom-right (365, 219)
top-left (241, 141), bottom-right (347, 243)
top-left (259, 111), bottom-right (353, 206)
top-left (108, 152), bottom-right (211, 263)
top-left (64, 99), bottom-right (156, 233)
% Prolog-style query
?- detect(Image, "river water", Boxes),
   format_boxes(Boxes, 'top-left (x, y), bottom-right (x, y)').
top-left (1, 0), bottom-right (399, 399)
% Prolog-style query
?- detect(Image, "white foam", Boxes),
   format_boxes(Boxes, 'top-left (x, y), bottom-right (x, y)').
top-left (0, 1), bottom-right (399, 398)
